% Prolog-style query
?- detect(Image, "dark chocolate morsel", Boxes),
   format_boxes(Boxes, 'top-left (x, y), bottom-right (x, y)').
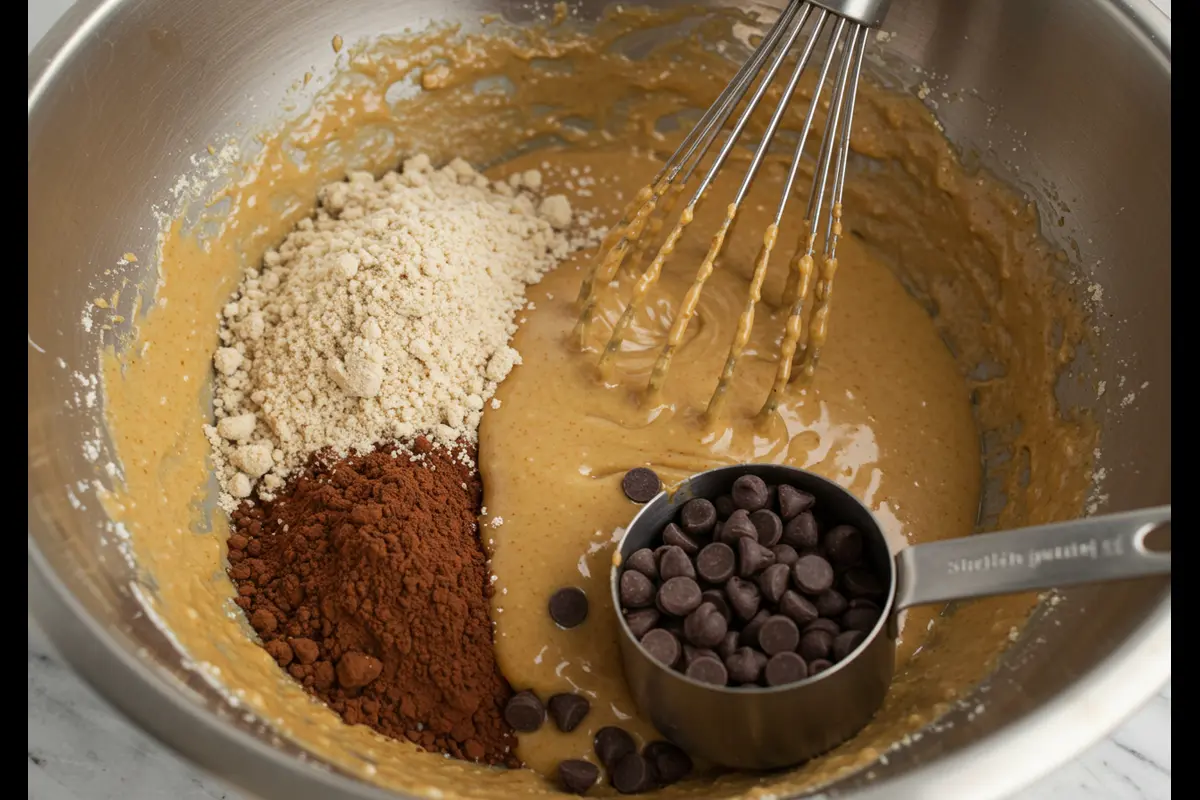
top-left (641, 628), bottom-right (681, 667)
top-left (626, 548), bottom-right (659, 580)
top-left (750, 509), bottom-right (783, 547)
top-left (548, 693), bottom-right (591, 733)
top-left (722, 509), bottom-right (758, 543)
top-left (701, 589), bottom-right (732, 622)
top-left (777, 484), bottom-right (816, 520)
top-left (740, 609), bottom-right (771, 647)
top-left (643, 741), bottom-right (693, 785)
top-left (549, 587), bottom-right (589, 629)
top-left (594, 726), bottom-right (637, 771)
top-left (683, 602), bottom-right (728, 648)
top-left (714, 495), bottom-right (736, 520)
top-left (504, 690), bottom-right (546, 732)
top-left (771, 544), bottom-right (800, 566)
top-left (824, 524), bottom-right (864, 566)
top-left (685, 656), bottom-right (728, 686)
top-left (725, 576), bottom-right (762, 621)
top-left (662, 522), bottom-right (700, 556)
top-left (792, 554), bottom-right (835, 595)
top-left (815, 589), bottom-right (848, 619)
top-left (696, 543), bottom-right (736, 584)
top-left (620, 570), bottom-right (655, 608)
top-left (782, 511), bottom-right (819, 549)
top-left (757, 562), bottom-right (791, 605)
top-left (780, 590), bottom-right (819, 626)
top-left (842, 606), bottom-right (882, 632)
top-left (680, 498), bottom-right (718, 537)
top-left (832, 629), bottom-right (868, 662)
top-left (622, 467), bottom-right (661, 503)
top-left (758, 615), bottom-right (800, 656)
top-left (725, 646), bottom-right (765, 685)
top-left (624, 608), bottom-right (660, 638)
top-left (731, 474), bottom-right (770, 512)
top-left (656, 576), bottom-right (702, 616)
top-left (558, 760), bottom-right (600, 795)
top-left (738, 536), bottom-right (777, 577)
top-left (798, 629), bottom-right (833, 661)
top-left (659, 545), bottom-right (697, 581)
top-left (764, 651), bottom-right (808, 686)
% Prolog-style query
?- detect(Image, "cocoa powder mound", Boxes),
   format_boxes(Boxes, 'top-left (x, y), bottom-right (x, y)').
top-left (227, 438), bottom-right (519, 766)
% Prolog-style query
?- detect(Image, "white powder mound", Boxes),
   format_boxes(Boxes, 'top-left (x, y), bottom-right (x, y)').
top-left (206, 154), bottom-right (576, 509)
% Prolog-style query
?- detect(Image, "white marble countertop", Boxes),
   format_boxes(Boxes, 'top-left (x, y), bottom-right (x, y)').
top-left (28, 1), bottom-right (1170, 798)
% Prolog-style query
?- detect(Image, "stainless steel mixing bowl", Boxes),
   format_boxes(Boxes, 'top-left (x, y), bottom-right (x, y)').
top-left (28, 1), bottom-right (1170, 798)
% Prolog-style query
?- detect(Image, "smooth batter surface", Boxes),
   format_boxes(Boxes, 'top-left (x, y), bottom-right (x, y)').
top-left (97, 8), bottom-right (1096, 799)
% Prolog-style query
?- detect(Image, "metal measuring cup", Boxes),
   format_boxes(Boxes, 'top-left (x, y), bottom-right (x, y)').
top-left (609, 463), bottom-right (1170, 770)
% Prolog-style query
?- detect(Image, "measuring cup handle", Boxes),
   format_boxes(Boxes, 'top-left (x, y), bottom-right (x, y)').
top-left (893, 506), bottom-right (1171, 611)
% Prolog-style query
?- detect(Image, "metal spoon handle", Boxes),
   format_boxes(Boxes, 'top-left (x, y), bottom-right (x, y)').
top-left (893, 506), bottom-right (1171, 611)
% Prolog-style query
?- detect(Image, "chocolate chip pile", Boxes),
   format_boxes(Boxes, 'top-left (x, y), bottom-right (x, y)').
top-left (619, 472), bottom-right (887, 687)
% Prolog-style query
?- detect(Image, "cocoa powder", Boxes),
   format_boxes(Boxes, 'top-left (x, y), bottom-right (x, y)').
top-left (227, 438), bottom-right (519, 766)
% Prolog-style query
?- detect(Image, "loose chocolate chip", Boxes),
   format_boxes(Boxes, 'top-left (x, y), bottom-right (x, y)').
top-left (626, 548), bottom-right (659, 580)
top-left (624, 608), bottom-right (660, 638)
top-left (680, 498), bottom-right (718, 537)
top-left (683, 602), bottom-right (728, 648)
top-left (737, 537), bottom-right (777, 577)
top-left (656, 576), bottom-right (702, 616)
top-left (612, 752), bottom-right (655, 794)
top-left (549, 587), bottom-right (589, 629)
top-left (714, 495), bottom-right (736, 520)
top-left (725, 646), bottom-right (765, 685)
top-left (594, 726), bottom-right (638, 771)
top-left (764, 651), bottom-right (809, 686)
top-left (842, 567), bottom-right (886, 599)
top-left (758, 615), bottom-right (800, 656)
top-left (782, 511), bottom-right (819, 549)
top-left (717, 630), bottom-right (740, 660)
top-left (504, 690), bottom-right (546, 732)
top-left (659, 545), bottom-right (697, 581)
top-left (662, 523), bottom-right (700, 556)
top-left (798, 629), bottom-right (833, 661)
top-left (701, 589), bottom-right (732, 622)
top-left (725, 576), bottom-right (762, 621)
top-left (815, 589), bottom-right (848, 619)
top-left (696, 542), bottom-right (736, 584)
top-left (757, 563), bottom-right (791, 605)
top-left (643, 741), bottom-right (693, 785)
top-left (558, 759), bottom-right (600, 795)
top-left (779, 590), bottom-right (819, 626)
top-left (641, 628), bottom-right (681, 667)
top-left (722, 509), bottom-right (758, 543)
top-left (842, 606), bottom-right (881, 632)
top-left (685, 655), bottom-right (728, 686)
top-left (771, 544), bottom-right (800, 566)
top-left (622, 467), bottom-right (661, 503)
top-left (620, 570), bottom-right (655, 608)
top-left (792, 554), bottom-right (835, 595)
top-left (750, 509), bottom-right (783, 547)
top-left (824, 524), bottom-right (864, 566)
top-left (740, 609), bottom-right (771, 647)
top-left (683, 644), bottom-right (719, 668)
top-left (809, 658), bottom-right (833, 676)
top-left (804, 617), bottom-right (842, 637)
top-left (548, 693), bottom-right (591, 733)
top-left (832, 629), bottom-right (867, 662)
top-left (731, 474), bottom-right (770, 511)
top-left (777, 484), bottom-right (815, 520)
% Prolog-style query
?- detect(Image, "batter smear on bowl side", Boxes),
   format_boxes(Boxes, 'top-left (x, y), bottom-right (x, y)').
top-left (97, 8), bottom-right (1098, 799)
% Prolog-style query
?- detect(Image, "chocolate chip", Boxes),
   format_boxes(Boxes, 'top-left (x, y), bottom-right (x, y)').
top-left (721, 509), bottom-right (757, 543)
top-left (622, 467), bottom-right (661, 503)
top-left (620, 570), bottom-right (655, 608)
top-left (832, 629), bottom-right (867, 662)
top-left (549, 587), bottom-right (589, 629)
top-left (683, 644), bottom-right (719, 668)
top-left (594, 726), bottom-right (638, 771)
top-left (757, 563), bottom-right (791, 605)
top-left (764, 651), bottom-right (808, 686)
top-left (725, 646), bottom-right (765, 685)
top-left (641, 628), bottom-right (681, 667)
top-left (792, 554), bottom-right (835, 595)
top-left (656, 576), bottom-right (702, 616)
top-left (504, 690), bottom-right (546, 732)
top-left (717, 630), bottom-right (740, 660)
top-left (737, 536), bottom-right (777, 577)
top-left (626, 548), bottom-right (659, 580)
top-left (685, 655), bottom-right (728, 686)
top-left (809, 658), bottom-right (833, 676)
top-left (612, 752), bottom-right (655, 794)
top-left (798, 629), bottom-right (833, 661)
top-left (714, 495), bottom-right (736, 520)
top-left (643, 741), bottom-right (693, 785)
top-left (548, 693), bottom-right (591, 733)
top-left (779, 589), bottom-right (819, 626)
top-left (558, 759), bottom-right (600, 795)
top-left (804, 617), bottom-right (842, 637)
top-left (824, 524), bottom-right (864, 566)
top-left (725, 576), bottom-right (762, 621)
top-left (842, 567), bottom-right (886, 599)
top-left (777, 484), bottom-right (815, 520)
top-left (659, 545), bottom-right (696, 581)
top-left (696, 542), bottom-right (736, 584)
top-left (782, 511), bottom-right (819, 549)
top-left (814, 589), bottom-right (847, 619)
top-left (758, 615), bottom-right (800, 656)
top-left (683, 602), bottom-right (728, 648)
top-left (749, 509), bottom-right (783, 546)
top-left (701, 589), bottom-right (732, 622)
top-left (624, 608), bottom-right (660, 638)
top-left (849, 597), bottom-right (881, 610)
top-left (662, 523), bottom-right (700, 556)
top-left (680, 498), bottom-right (718, 537)
top-left (740, 609), bottom-right (771, 647)
top-left (771, 544), bottom-right (800, 566)
top-left (842, 606), bottom-right (881, 633)
top-left (731, 474), bottom-right (770, 511)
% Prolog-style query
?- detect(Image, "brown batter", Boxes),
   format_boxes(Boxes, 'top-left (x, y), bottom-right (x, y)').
top-left (96, 7), bottom-right (1096, 799)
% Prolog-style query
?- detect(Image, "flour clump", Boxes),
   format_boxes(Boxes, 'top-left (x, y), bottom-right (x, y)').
top-left (206, 155), bottom-right (575, 508)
